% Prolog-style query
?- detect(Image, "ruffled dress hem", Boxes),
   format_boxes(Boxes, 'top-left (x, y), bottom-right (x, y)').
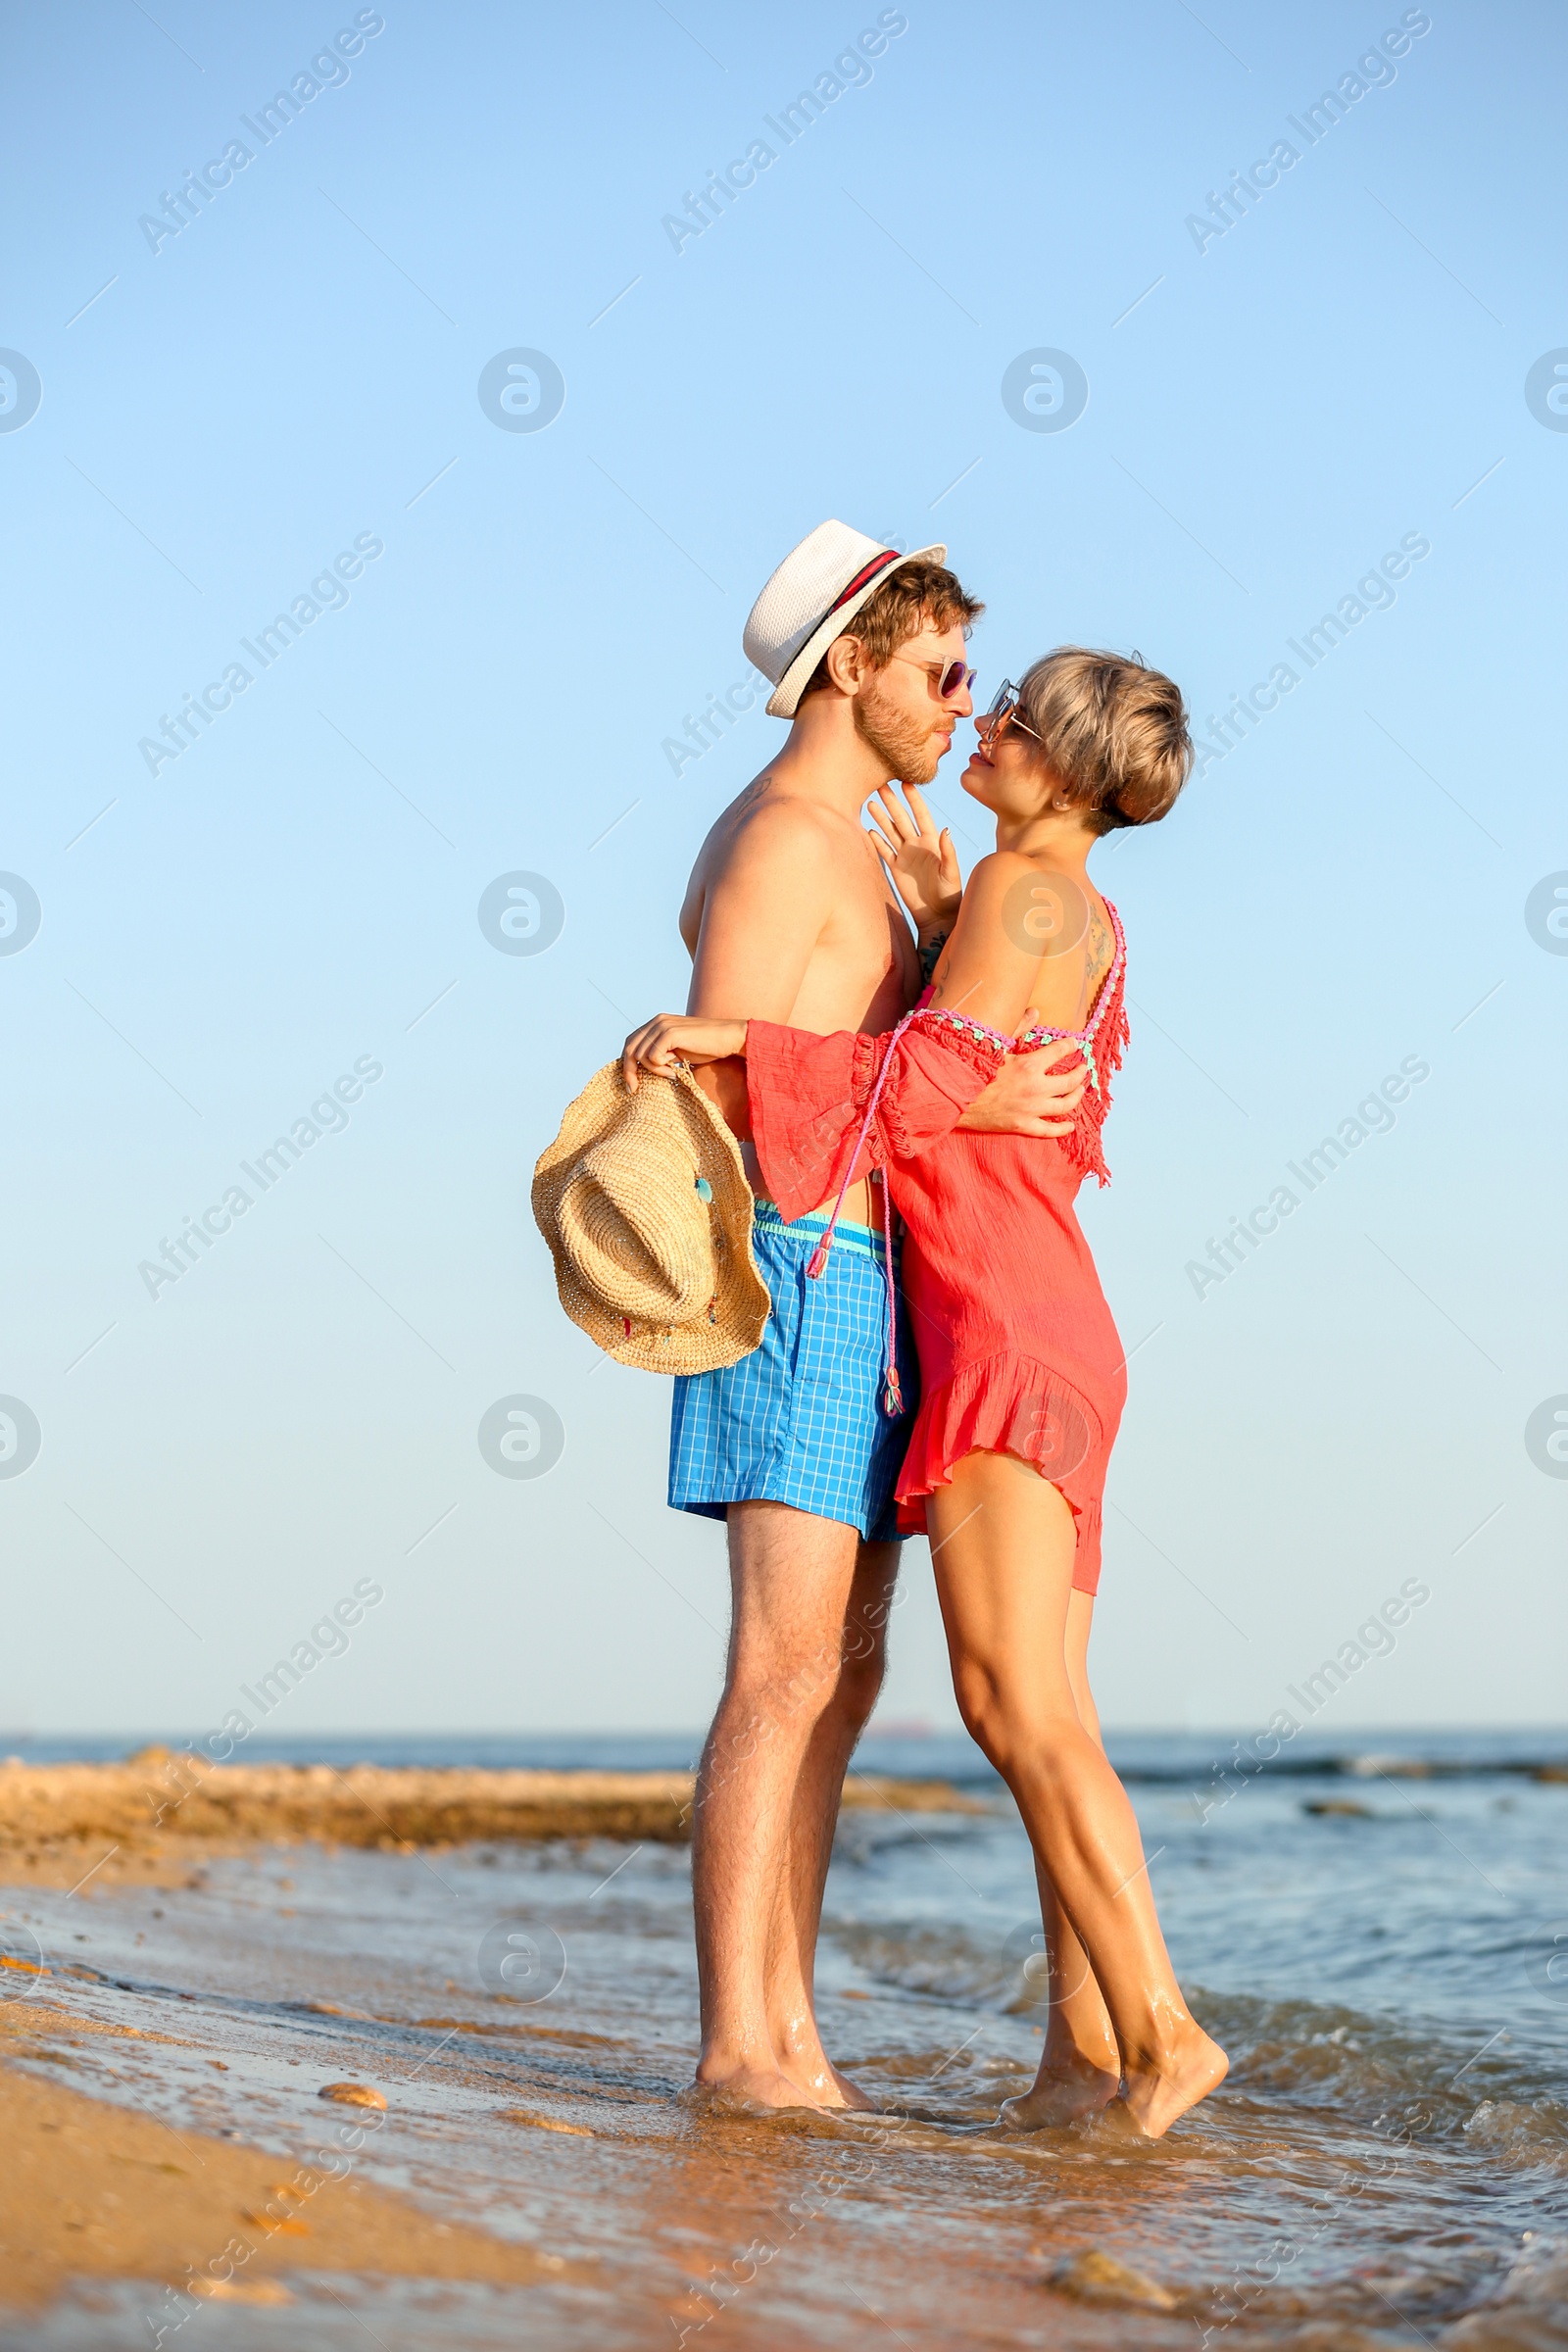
top-left (893, 1351), bottom-right (1106, 1594)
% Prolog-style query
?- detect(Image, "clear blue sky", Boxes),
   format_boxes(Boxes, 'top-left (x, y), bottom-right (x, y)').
top-left (3, 0), bottom-right (1564, 1740)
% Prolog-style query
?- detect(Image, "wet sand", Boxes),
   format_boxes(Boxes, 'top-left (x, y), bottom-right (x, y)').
top-left (0, 2004), bottom-right (567, 2319)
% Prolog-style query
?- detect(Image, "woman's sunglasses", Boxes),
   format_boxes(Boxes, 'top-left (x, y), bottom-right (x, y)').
top-left (976, 679), bottom-right (1043, 748)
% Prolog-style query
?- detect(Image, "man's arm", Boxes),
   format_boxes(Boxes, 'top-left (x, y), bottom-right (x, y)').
top-left (676, 804), bottom-right (834, 1131)
top-left (957, 1039), bottom-right (1088, 1136)
top-left (686, 803), bottom-right (833, 1021)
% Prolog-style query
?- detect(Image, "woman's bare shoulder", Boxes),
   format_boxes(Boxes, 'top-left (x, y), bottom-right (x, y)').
top-left (958, 852), bottom-right (1097, 962)
top-left (953, 848), bottom-right (1040, 915)
top-left (927, 853), bottom-right (1056, 1030)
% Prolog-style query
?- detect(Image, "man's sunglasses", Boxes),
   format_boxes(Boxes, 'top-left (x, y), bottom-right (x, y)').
top-left (976, 679), bottom-right (1043, 748)
top-left (889, 652), bottom-right (976, 700)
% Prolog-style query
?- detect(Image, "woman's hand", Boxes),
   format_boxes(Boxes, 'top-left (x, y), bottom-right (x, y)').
top-left (865, 782), bottom-right (962, 936)
top-left (621, 1014), bottom-right (748, 1093)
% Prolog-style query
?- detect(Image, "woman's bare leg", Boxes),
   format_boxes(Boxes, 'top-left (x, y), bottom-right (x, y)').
top-left (929, 1452), bottom-right (1226, 2139)
top-left (1001, 1591), bottom-right (1122, 2125)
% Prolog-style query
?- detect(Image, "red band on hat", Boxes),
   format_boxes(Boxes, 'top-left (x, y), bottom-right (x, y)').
top-left (822, 548), bottom-right (902, 622)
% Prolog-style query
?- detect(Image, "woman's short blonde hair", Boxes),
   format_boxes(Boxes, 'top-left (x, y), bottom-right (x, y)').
top-left (1016, 647), bottom-right (1192, 834)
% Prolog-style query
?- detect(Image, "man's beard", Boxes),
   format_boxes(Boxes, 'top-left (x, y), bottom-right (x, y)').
top-left (853, 672), bottom-right (941, 784)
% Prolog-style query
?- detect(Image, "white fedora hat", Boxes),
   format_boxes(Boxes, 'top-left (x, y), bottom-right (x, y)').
top-left (744, 520), bottom-right (948, 720)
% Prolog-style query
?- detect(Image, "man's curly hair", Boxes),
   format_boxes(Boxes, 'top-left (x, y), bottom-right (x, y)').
top-left (798, 559), bottom-right (983, 697)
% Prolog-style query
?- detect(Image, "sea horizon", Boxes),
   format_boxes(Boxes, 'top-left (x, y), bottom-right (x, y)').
top-left (11, 1722), bottom-right (1566, 1781)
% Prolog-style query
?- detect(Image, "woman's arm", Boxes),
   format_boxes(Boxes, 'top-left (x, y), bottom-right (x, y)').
top-left (620, 1014), bottom-right (747, 1093)
top-left (620, 1005), bottom-right (1088, 1152)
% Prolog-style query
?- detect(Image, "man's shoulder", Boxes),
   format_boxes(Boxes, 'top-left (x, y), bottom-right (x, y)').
top-left (710, 782), bottom-right (844, 869)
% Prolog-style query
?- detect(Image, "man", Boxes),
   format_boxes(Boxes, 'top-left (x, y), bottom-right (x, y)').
top-left (633, 523), bottom-right (1085, 2110)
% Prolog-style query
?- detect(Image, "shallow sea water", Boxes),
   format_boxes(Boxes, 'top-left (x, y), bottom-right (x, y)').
top-left (5, 1728), bottom-right (1567, 2351)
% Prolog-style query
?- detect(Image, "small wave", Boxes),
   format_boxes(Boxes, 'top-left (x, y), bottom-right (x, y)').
top-left (831, 1926), bottom-right (1568, 2159)
top-left (1115, 1749), bottom-right (1568, 1786)
top-left (832, 1922), bottom-right (1006, 2009)
top-left (1200, 1988), bottom-right (1567, 2148)
top-left (1439, 2234), bottom-right (1568, 2349)
top-left (1044, 2243), bottom-right (1513, 2339)
top-left (831, 1926), bottom-right (1549, 2101)
top-left (1462, 2100), bottom-right (1568, 2170)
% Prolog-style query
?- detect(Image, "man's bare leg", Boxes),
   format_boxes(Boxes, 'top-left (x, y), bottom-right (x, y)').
top-left (763, 1538), bottom-right (900, 2107)
top-left (691, 1503), bottom-right (891, 2107)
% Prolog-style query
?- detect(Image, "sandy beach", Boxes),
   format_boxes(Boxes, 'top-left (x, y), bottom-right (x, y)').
top-left (3, 1738), bottom-right (1563, 2349)
top-left (0, 2013), bottom-right (570, 2321)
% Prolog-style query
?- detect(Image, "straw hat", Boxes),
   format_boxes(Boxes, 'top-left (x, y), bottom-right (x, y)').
top-left (744, 519), bottom-right (947, 719)
top-left (531, 1059), bottom-right (770, 1373)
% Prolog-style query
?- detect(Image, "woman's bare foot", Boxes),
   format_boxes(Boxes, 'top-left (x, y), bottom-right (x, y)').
top-left (1119, 2023), bottom-right (1228, 2139)
top-left (998, 2044), bottom-right (1120, 2130)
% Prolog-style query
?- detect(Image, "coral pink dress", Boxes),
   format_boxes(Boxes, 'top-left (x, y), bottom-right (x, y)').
top-left (745, 905), bottom-right (1129, 1593)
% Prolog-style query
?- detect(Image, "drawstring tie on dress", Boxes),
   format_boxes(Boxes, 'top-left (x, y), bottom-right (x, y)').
top-left (804, 1010), bottom-right (916, 1419)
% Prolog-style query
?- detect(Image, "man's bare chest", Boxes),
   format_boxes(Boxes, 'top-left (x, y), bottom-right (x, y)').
top-left (818, 858), bottom-right (915, 973)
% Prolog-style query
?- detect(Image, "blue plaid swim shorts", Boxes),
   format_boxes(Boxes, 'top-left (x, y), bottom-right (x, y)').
top-left (667, 1201), bottom-right (917, 1544)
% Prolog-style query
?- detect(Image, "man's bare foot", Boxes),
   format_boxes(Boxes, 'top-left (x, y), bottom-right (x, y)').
top-left (808, 2060), bottom-right (876, 2112)
top-left (827, 2062), bottom-right (877, 2111)
top-left (1119, 2024), bottom-right (1228, 2139)
top-left (772, 2040), bottom-right (877, 2111)
top-left (692, 2060), bottom-right (822, 2112)
top-left (997, 2047), bottom-right (1120, 2130)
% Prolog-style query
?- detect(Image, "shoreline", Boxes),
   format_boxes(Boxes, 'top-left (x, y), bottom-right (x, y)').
top-left (0, 1757), bottom-right (985, 1890)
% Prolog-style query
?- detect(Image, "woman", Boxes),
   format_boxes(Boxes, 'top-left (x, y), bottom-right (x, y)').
top-left (625, 649), bottom-right (1227, 2139)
